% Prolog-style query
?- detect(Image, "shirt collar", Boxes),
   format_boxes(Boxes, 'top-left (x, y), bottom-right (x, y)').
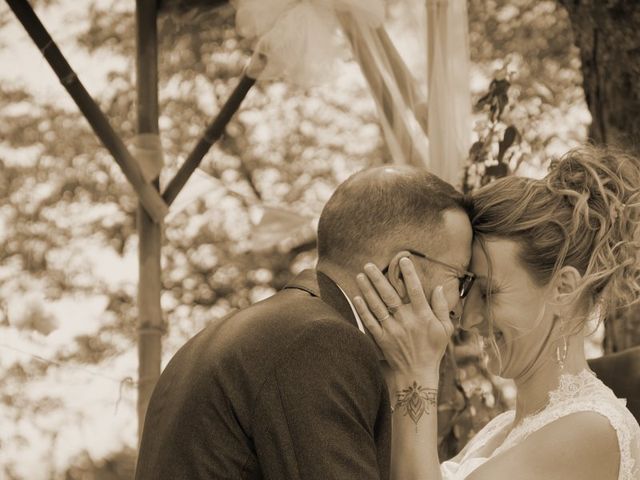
top-left (336, 284), bottom-right (366, 334)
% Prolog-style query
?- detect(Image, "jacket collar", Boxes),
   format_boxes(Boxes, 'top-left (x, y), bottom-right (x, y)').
top-left (316, 270), bottom-right (358, 329)
top-left (283, 269), bottom-right (320, 297)
top-left (283, 269), bottom-right (358, 330)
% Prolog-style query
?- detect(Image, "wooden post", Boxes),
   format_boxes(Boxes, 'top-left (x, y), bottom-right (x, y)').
top-left (6, 0), bottom-right (168, 224)
top-left (162, 73), bottom-right (256, 206)
top-left (136, 0), bottom-right (163, 442)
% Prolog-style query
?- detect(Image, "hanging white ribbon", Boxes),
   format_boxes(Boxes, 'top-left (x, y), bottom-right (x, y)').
top-left (340, 12), bottom-right (430, 166)
top-left (231, 0), bottom-right (385, 86)
top-left (427, 0), bottom-right (472, 187)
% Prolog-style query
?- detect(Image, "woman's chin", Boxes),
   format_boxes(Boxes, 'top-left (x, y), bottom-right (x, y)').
top-left (483, 339), bottom-right (508, 376)
top-left (485, 355), bottom-right (502, 375)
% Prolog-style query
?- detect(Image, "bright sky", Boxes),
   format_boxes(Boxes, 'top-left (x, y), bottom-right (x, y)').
top-left (0, 1), bottom-right (130, 109)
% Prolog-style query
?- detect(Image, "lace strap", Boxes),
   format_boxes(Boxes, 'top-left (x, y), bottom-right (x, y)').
top-left (494, 371), bottom-right (639, 480)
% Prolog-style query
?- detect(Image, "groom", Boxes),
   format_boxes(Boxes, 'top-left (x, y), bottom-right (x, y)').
top-left (135, 165), bottom-right (473, 479)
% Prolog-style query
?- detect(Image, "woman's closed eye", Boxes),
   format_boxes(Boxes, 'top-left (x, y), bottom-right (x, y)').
top-left (480, 288), bottom-right (499, 301)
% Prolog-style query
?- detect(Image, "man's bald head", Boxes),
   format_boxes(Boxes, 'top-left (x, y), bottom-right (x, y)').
top-left (317, 166), bottom-right (469, 271)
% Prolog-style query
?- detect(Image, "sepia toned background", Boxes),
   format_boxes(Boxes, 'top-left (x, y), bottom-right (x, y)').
top-left (1, 0), bottom-right (638, 478)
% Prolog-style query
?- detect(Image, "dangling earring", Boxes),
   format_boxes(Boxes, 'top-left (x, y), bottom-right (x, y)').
top-left (555, 335), bottom-right (568, 370)
top-left (554, 317), bottom-right (568, 370)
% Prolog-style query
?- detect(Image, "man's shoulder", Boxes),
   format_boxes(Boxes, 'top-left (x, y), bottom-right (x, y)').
top-left (248, 292), bottom-right (372, 350)
top-left (224, 288), bottom-right (375, 365)
top-left (204, 282), bottom-right (352, 351)
top-left (171, 270), bottom-right (374, 379)
top-left (241, 283), bottom-right (337, 327)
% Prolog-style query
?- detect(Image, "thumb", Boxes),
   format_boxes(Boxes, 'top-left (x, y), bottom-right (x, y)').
top-left (430, 285), bottom-right (450, 324)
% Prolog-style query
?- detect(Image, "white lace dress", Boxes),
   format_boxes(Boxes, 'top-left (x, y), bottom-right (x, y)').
top-left (440, 370), bottom-right (640, 479)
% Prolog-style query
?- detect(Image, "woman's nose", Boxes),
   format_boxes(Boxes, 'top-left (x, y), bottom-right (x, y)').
top-left (460, 310), bottom-right (484, 331)
top-left (460, 293), bottom-right (484, 331)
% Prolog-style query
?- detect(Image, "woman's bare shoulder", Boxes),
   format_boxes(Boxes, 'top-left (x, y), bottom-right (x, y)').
top-left (465, 411), bottom-right (619, 480)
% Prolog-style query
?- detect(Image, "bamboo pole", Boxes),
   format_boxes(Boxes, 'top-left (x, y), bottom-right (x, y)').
top-left (135, 0), bottom-right (163, 442)
top-left (6, 0), bottom-right (168, 224)
top-left (158, 0), bottom-right (228, 12)
top-left (162, 73), bottom-right (256, 206)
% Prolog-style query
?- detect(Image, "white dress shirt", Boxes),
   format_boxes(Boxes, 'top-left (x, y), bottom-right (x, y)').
top-left (337, 284), bottom-right (366, 334)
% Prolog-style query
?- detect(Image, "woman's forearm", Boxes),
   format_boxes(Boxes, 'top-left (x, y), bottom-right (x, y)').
top-left (389, 370), bottom-right (442, 480)
top-left (352, 261), bottom-right (452, 478)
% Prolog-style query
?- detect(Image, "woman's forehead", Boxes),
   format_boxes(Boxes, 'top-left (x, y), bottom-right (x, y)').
top-left (471, 238), bottom-right (521, 276)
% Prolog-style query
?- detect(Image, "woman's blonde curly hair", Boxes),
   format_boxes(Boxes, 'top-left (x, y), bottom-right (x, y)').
top-left (471, 145), bottom-right (640, 319)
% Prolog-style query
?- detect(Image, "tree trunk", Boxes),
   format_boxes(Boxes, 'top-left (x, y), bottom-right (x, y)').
top-left (558, 0), bottom-right (640, 352)
top-left (558, 0), bottom-right (640, 149)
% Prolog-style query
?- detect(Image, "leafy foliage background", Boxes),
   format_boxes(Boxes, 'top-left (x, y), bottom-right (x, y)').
top-left (0, 0), bottom-right (602, 477)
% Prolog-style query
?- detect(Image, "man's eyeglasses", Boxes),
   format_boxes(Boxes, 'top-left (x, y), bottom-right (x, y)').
top-left (381, 249), bottom-right (475, 299)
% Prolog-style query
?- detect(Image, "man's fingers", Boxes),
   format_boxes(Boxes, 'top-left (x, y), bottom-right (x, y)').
top-left (399, 257), bottom-right (429, 312)
top-left (353, 296), bottom-right (384, 341)
top-left (356, 273), bottom-right (393, 322)
top-left (363, 263), bottom-right (403, 309)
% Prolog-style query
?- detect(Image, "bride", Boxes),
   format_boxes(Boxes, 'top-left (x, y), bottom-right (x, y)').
top-left (353, 146), bottom-right (640, 479)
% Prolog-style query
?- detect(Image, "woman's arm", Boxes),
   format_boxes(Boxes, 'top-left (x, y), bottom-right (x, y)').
top-left (386, 370), bottom-right (442, 480)
top-left (353, 257), bottom-right (454, 480)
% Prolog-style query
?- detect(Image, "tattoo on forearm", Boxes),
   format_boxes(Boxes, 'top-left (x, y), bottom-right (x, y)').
top-left (392, 381), bottom-right (438, 430)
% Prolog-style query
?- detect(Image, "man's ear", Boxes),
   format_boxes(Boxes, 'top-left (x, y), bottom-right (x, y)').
top-left (386, 250), bottom-right (413, 300)
top-left (552, 265), bottom-right (582, 307)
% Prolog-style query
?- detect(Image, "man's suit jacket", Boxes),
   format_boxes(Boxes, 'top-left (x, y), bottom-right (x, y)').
top-left (135, 269), bottom-right (391, 480)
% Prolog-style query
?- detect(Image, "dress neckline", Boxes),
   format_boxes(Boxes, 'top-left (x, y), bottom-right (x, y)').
top-left (463, 369), bottom-right (601, 461)
top-left (446, 369), bottom-right (639, 480)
